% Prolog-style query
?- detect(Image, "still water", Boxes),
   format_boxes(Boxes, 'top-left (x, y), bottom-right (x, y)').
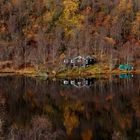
top-left (0, 74), bottom-right (139, 140)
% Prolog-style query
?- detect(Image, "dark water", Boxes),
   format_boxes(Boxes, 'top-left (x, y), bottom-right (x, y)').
top-left (0, 74), bottom-right (140, 140)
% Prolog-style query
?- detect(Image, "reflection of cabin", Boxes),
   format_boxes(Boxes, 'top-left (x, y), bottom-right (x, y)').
top-left (62, 78), bottom-right (95, 88)
top-left (63, 56), bottom-right (96, 68)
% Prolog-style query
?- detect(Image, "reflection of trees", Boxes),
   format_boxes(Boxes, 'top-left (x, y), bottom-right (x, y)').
top-left (63, 101), bottom-right (84, 135)
top-left (8, 115), bottom-right (64, 140)
top-left (0, 76), bottom-right (140, 139)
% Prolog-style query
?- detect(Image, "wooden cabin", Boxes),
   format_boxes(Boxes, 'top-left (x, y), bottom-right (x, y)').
top-left (63, 58), bottom-right (73, 68)
top-left (73, 56), bottom-right (86, 67)
top-left (85, 56), bottom-right (96, 67)
top-left (63, 56), bottom-right (96, 68)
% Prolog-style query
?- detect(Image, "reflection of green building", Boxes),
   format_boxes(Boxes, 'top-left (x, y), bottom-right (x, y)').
top-left (119, 64), bottom-right (133, 71)
top-left (119, 74), bottom-right (133, 79)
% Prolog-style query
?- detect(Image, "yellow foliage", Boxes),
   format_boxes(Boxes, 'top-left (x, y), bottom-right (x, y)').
top-left (64, 111), bottom-right (79, 135)
top-left (58, 0), bottom-right (84, 36)
top-left (43, 0), bottom-right (58, 27)
top-left (104, 37), bottom-right (116, 45)
top-left (132, 12), bottom-right (140, 38)
top-left (63, 101), bottom-right (84, 135)
top-left (11, 0), bottom-right (18, 5)
top-left (43, 10), bottom-right (55, 23)
top-left (44, 105), bottom-right (54, 114)
top-left (118, 0), bottom-right (133, 14)
top-left (60, 53), bottom-right (66, 60)
top-left (81, 129), bottom-right (93, 140)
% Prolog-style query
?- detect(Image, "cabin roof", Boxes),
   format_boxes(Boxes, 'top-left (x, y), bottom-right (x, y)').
top-left (73, 56), bottom-right (85, 60)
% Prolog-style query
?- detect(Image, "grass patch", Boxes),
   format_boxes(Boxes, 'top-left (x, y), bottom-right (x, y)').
top-left (56, 64), bottom-right (138, 78)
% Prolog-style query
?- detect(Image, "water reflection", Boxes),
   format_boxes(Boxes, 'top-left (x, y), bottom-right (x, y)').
top-left (0, 75), bottom-right (139, 140)
top-left (61, 78), bottom-right (95, 88)
top-left (119, 74), bottom-right (134, 79)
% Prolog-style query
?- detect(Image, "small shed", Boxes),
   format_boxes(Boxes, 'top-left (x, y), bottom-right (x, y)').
top-left (119, 64), bottom-right (133, 71)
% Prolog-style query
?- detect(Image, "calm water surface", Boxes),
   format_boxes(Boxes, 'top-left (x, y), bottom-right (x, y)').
top-left (0, 74), bottom-right (140, 140)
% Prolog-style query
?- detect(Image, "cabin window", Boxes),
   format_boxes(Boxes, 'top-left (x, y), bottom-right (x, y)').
top-left (71, 60), bottom-right (74, 63)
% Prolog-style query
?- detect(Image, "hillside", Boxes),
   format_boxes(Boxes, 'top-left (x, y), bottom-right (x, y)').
top-left (0, 0), bottom-right (140, 75)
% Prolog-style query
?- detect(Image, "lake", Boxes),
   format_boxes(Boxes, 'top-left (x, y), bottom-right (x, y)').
top-left (0, 74), bottom-right (139, 140)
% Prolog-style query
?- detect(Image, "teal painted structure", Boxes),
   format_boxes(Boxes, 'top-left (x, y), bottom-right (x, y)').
top-left (119, 64), bottom-right (133, 71)
top-left (119, 74), bottom-right (133, 79)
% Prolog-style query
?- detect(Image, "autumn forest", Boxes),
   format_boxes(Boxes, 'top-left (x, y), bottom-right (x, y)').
top-left (0, 0), bottom-right (140, 74)
top-left (1, 1), bottom-right (140, 140)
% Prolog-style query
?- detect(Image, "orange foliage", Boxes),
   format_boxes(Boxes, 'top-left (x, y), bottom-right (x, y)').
top-left (81, 129), bottom-right (93, 140)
